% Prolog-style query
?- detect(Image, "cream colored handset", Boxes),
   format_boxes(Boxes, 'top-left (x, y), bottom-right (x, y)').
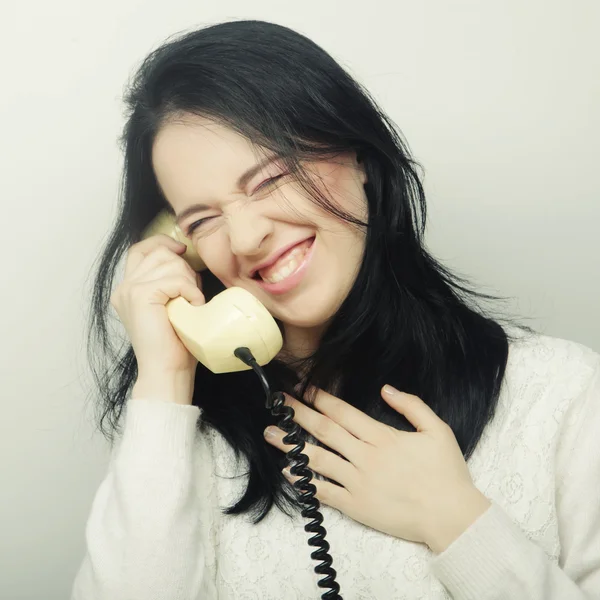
top-left (141, 211), bottom-right (283, 373)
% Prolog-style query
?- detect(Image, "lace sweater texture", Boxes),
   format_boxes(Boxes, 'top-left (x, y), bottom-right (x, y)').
top-left (71, 332), bottom-right (600, 599)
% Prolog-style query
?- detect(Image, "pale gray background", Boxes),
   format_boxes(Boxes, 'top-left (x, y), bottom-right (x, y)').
top-left (1, 1), bottom-right (598, 599)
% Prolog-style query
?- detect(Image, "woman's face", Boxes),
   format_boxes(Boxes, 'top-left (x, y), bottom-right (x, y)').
top-left (152, 116), bottom-right (367, 353)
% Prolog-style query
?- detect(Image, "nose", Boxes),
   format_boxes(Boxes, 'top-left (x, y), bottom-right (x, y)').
top-left (226, 205), bottom-right (273, 261)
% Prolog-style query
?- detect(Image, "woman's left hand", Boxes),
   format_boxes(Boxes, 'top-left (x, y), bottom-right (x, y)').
top-left (264, 385), bottom-right (492, 553)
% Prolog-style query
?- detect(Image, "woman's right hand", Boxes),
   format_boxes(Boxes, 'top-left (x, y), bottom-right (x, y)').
top-left (110, 234), bottom-right (206, 379)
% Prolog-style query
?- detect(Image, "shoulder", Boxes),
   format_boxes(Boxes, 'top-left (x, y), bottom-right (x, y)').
top-left (504, 327), bottom-right (600, 396)
top-left (468, 329), bottom-right (599, 506)
top-left (490, 328), bottom-right (600, 445)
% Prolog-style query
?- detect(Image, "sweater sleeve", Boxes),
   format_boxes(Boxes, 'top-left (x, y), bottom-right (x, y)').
top-left (429, 362), bottom-right (600, 600)
top-left (70, 398), bottom-right (219, 600)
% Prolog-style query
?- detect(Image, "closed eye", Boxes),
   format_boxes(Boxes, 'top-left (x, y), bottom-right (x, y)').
top-left (254, 173), bottom-right (287, 193)
top-left (187, 216), bottom-right (214, 235)
top-left (187, 173), bottom-right (288, 235)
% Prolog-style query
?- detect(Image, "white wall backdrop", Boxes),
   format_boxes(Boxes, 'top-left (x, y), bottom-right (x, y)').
top-left (0, 1), bottom-right (598, 598)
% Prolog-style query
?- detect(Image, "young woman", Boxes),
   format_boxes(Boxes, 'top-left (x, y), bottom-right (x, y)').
top-left (72, 20), bottom-right (600, 600)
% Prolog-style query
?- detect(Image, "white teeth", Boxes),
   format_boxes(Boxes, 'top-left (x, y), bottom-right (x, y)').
top-left (264, 259), bottom-right (298, 283)
top-left (261, 246), bottom-right (308, 284)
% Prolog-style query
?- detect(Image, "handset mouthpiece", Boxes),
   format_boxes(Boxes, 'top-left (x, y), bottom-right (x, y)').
top-left (166, 287), bottom-right (283, 373)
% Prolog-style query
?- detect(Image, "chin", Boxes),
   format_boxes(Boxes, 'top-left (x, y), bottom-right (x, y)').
top-left (280, 314), bottom-right (330, 329)
top-left (275, 279), bottom-right (350, 326)
top-left (275, 300), bottom-right (340, 330)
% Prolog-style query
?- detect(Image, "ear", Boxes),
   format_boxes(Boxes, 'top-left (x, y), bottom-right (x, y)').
top-left (354, 151), bottom-right (368, 185)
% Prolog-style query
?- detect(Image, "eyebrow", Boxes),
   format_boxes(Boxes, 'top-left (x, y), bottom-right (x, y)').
top-left (175, 155), bottom-right (277, 226)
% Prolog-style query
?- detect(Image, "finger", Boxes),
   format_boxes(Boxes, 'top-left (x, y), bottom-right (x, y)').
top-left (282, 395), bottom-right (367, 465)
top-left (308, 388), bottom-right (385, 445)
top-left (264, 426), bottom-right (357, 487)
top-left (135, 275), bottom-right (206, 307)
top-left (282, 468), bottom-right (352, 513)
top-left (138, 266), bottom-right (205, 307)
top-left (132, 246), bottom-right (197, 281)
top-left (125, 234), bottom-right (187, 278)
top-left (381, 386), bottom-right (443, 433)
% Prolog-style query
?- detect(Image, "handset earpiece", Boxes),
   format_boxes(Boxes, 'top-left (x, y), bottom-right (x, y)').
top-left (141, 210), bottom-right (206, 271)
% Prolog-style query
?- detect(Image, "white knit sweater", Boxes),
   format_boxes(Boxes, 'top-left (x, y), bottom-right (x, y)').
top-left (71, 331), bottom-right (600, 599)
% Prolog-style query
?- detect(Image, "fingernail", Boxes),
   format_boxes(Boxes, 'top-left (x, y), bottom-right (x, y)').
top-left (382, 384), bottom-right (397, 396)
top-left (264, 427), bottom-right (276, 439)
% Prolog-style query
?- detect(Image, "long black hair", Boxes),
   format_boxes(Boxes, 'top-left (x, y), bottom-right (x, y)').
top-left (87, 19), bottom-right (520, 523)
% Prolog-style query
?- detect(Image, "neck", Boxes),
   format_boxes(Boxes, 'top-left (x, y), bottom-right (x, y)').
top-left (280, 322), bottom-right (326, 361)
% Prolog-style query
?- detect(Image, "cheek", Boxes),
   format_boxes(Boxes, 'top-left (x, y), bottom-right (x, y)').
top-left (335, 226), bottom-right (367, 284)
top-left (311, 162), bottom-right (368, 220)
top-left (338, 189), bottom-right (368, 224)
top-left (196, 235), bottom-right (234, 279)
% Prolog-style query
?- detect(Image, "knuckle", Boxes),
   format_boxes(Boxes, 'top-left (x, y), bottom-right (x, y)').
top-left (326, 399), bottom-right (343, 420)
top-left (178, 274), bottom-right (193, 287)
top-left (151, 245), bottom-right (172, 261)
top-left (441, 421), bottom-right (454, 437)
top-left (125, 242), bottom-right (140, 256)
top-left (178, 261), bottom-right (196, 280)
top-left (317, 485), bottom-right (329, 503)
top-left (307, 448), bottom-right (322, 472)
top-left (312, 420), bottom-right (331, 443)
top-left (316, 482), bottom-right (340, 508)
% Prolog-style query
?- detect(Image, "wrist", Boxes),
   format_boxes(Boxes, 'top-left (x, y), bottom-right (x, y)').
top-left (425, 485), bottom-right (492, 554)
top-left (132, 369), bottom-right (196, 405)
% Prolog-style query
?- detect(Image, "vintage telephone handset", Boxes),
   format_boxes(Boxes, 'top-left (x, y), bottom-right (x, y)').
top-left (141, 211), bottom-right (343, 599)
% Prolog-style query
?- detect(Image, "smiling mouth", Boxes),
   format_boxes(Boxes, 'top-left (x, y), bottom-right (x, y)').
top-left (253, 238), bottom-right (315, 284)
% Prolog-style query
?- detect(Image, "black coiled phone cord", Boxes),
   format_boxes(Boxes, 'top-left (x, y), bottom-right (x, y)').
top-left (234, 347), bottom-right (343, 600)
